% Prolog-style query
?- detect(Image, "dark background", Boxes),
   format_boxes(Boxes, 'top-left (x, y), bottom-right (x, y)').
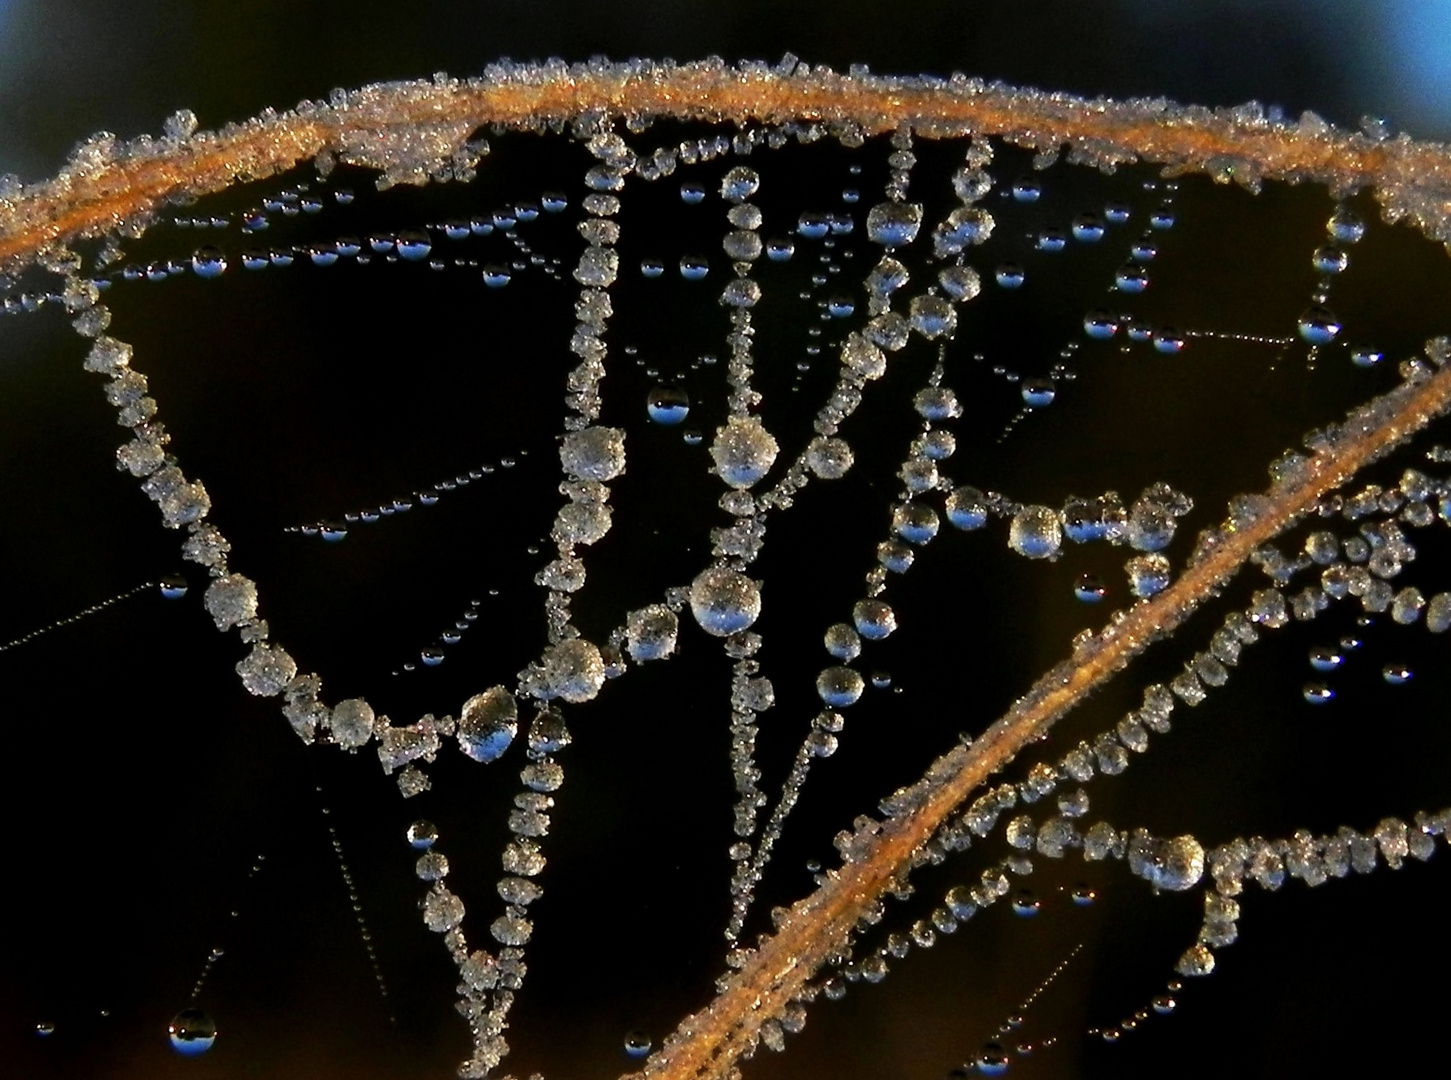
top-left (1, 2), bottom-right (1450, 1079)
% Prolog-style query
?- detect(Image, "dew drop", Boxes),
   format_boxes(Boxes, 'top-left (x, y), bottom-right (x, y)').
top-left (1303, 681), bottom-right (1335, 704)
top-left (1083, 310), bottom-right (1119, 340)
top-left (1074, 574), bottom-right (1106, 603)
top-left (679, 181), bottom-right (706, 205)
top-left (1115, 264), bottom-right (1149, 293)
top-left (35, 1021), bottom-right (54, 1037)
top-left (1070, 884), bottom-right (1097, 906)
top-left (1011, 890), bottom-right (1041, 917)
top-left (1104, 201), bottom-right (1131, 224)
top-left (765, 237), bottom-right (795, 262)
top-left (1020, 379), bottom-right (1056, 407)
top-left (1071, 213), bottom-right (1105, 242)
top-left (1350, 346), bottom-right (1384, 368)
top-left (679, 255), bottom-right (709, 281)
top-left (159, 573), bottom-right (189, 600)
top-left (395, 230), bottom-right (432, 261)
top-left (168, 1008), bottom-right (217, 1055)
top-left (640, 257), bottom-right (664, 278)
top-left (994, 263), bottom-right (1025, 288)
top-left (1382, 663), bottom-right (1412, 685)
top-left (320, 521), bottom-right (347, 542)
top-left (1011, 177), bottom-right (1042, 202)
top-left (1308, 646), bottom-right (1342, 672)
top-left (624, 1030), bottom-right (652, 1057)
top-left (1152, 995), bottom-right (1177, 1015)
top-left (482, 265), bottom-right (512, 288)
top-left (977, 1042), bottom-right (1011, 1075)
top-left (797, 212), bottom-right (830, 239)
top-left (1152, 328), bottom-right (1185, 354)
top-left (1149, 205), bottom-right (1176, 229)
top-left (647, 385), bottom-right (690, 425)
top-left (1297, 306), bottom-right (1341, 345)
top-left (191, 247), bottom-right (226, 278)
top-left (1035, 228), bottom-right (1067, 252)
top-left (407, 820), bottom-right (439, 849)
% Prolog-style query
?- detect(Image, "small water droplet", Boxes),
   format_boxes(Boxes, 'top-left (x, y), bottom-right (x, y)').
top-left (1021, 378), bottom-right (1056, 407)
top-left (159, 573), bottom-right (189, 599)
top-left (407, 820), bottom-right (438, 849)
top-left (1308, 646), bottom-right (1342, 672)
top-left (1011, 890), bottom-right (1041, 917)
top-left (977, 1042), bottom-right (1011, 1074)
top-left (624, 1030), bottom-right (652, 1058)
top-left (679, 255), bottom-right (709, 281)
top-left (1302, 681), bottom-right (1335, 704)
top-left (1011, 177), bottom-right (1042, 202)
top-left (1070, 884), bottom-right (1097, 906)
top-left (995, 263), bottom-right (1025, 288)
top-left (1074, 575), bottom-right (1106, 603)
top-left (1382, 663), bottom-right (1412, 685)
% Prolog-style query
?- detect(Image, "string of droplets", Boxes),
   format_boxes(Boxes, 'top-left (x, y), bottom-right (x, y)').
top-left (26, 89), bottom-right (1451, 1079)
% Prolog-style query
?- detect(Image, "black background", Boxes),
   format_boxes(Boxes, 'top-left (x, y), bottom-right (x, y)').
top-left (1, 3), bottom-right (1450, 1079)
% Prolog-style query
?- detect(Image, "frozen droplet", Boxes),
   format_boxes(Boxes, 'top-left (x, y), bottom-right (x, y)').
top-left (1312, 245), bottom-right (1347, 273)
top-left (892, 503), bottom-right (939, 544)
top-left (946, 487), bottom-right (989, 530)
top-left (1075, 574), bottom-right (1105, 603)
top-left (191, 247), bottom-right (226, 278)
top-left (689, 567), bottom-right (762, 637)
top-left (994, 263), bottom-right (1025, 288)
top-left (422, 885), bottom-right (465, 933)
top-left (624, 1031), bottom-right (652, 1058)
top-left (865, 201), bottom-right (922, 247)
top-left (1127, 554), bottom-right (1171, 598)
top-left (1297, 306), bottom-right (1341, 345)
top-left (168, 1008), bottom-right (216, 1055)
top-left (560, 426), bottom-right (627, 482)
top-left (407, 820), bottom-right (438, 848)
top-left (816, 666), bottom-right (865, 707)
top-left (159, 573), bottom-right (188, 599)
top-left (461, 688), bottom-right (519, 766)
top-left (1009, 506), bottom-right (1062, 559)
top-left (709, 416), bottom-right (778, 488)
top-left (1303, 681), bottom-right (1335, 704)
top-left (415, 851), bottom-right (449, 881)
top-left (852, 598), bottom-right (896, 640)
top-left (1327, 206), bottom-right (1365, 243)
top-left (805, 437), bottom-right (854, 479)
top-left (626, 605), bottom-right (679, 661)
top-left (824, 623), bottom-right (861, 661)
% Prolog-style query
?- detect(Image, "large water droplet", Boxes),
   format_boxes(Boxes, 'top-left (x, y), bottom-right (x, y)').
top-left (647, 385), bottom-right (690, 425)
top-left (1009, 506), bottom-right (1062, 559)
top-left (168, 1008), bottom-right (217, 1055)
top-left (1297, 306), bottom-right (1341, 345)
top-left (624, 1030), bottom-right (652, 1058)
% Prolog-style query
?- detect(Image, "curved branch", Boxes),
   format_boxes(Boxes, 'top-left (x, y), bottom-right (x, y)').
top-left (7, 58), bottom-right (1451, 271)
top-left (630, 356), bottom-right (1451, 1080)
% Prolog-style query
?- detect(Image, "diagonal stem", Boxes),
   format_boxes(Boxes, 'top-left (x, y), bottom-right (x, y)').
top-left (626, 355), bottom-right (1451, 1080)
